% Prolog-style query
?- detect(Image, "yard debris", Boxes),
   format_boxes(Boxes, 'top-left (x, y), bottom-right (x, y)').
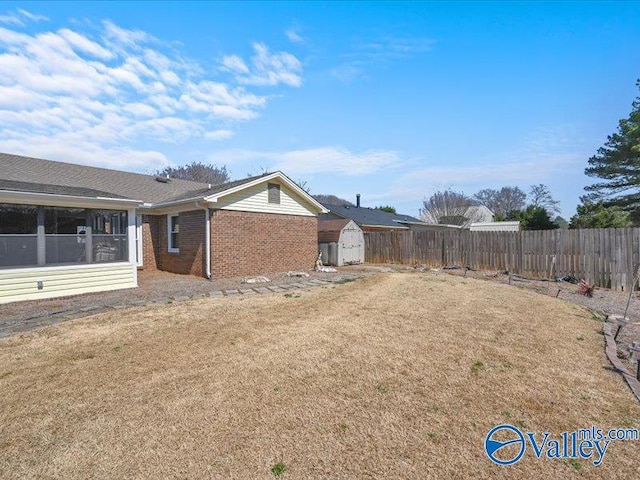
top-left (241, 276), bottom-right (271, 284)
top-left (443, 265), bottom-right (462, 270)
top-left (314, 252), bottom-right (337, 272)
top-left (577, 279), bottom-right (594, 297)
top-left (286, 271), bottom-right (310, 278)
top-left (316, 266), bottom-right (337, 273)
top-left (562, 275), bottom-right (579, 284)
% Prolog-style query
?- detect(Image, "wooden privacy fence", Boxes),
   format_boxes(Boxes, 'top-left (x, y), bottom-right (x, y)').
top-left (364, 228), bottom-right (640, 291)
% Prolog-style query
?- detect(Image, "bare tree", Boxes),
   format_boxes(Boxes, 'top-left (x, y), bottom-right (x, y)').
top-left (156, 162), bottom-right (230, 185)
top-left (295, 179), bottom-right (311, 193)
top-left (420, 190), bottom-right (475, 224)
top-left (474, 186), bottom-right (527, 217)
top-left (529, 184), bottom-right (561, 214)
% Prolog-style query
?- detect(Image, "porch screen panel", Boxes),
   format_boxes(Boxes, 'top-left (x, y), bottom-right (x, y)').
top-left (0, 204), bottom-right (38, 267)
top-left (44, 207), bottom-right (87, 265)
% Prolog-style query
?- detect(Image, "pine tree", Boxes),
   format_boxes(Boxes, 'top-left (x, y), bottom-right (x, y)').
top-left (584, 80), bottom-right (640, 215)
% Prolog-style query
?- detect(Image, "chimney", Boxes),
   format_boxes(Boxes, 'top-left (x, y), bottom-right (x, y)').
top-left (356, 193), bottom-right (361, 208)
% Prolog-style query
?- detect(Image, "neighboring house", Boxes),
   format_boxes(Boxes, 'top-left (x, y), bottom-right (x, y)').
top-left (321, 195), bottom-right (441, 233)
top-left (317, 219), bottom-right (365, 266)
top-left (469, 221), bottom-right (521, 232)
top-left (0, 152), bottom-right (327, 304)
top-left (439, 205), bottom-right (495, 229)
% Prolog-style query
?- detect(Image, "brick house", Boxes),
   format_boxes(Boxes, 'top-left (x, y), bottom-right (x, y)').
top-left (0, 152), bottom-right (327, 304)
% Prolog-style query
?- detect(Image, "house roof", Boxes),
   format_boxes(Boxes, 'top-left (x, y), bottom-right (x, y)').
top-left (0, 153), bottom-right (327, 214)
top-left (0, 152), bottom-right (210, 204)
top-left (0, 179), bottom-right (130, 200)
top-left (322, 203), bottom-right (424, 229)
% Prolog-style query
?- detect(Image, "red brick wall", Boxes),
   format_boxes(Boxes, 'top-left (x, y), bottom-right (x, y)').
top-left (141, 215), bottom-right (159, 271)
top-left (210, 210), bottom-right (317, 279)
top-left (149, 210), bottom-right (206, 277)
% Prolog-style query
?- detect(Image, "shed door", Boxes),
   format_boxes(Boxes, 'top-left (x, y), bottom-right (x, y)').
top-left (341, 227), bottom-right (364, 264)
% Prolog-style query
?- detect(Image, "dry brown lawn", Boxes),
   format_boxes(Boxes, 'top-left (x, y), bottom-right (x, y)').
top-left (0, 272), bottom-right (638, 479)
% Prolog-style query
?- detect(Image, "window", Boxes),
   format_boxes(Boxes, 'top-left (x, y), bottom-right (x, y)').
top-left (268, 183), bottom-right (280, 204)
top-left (0, 204), bottom-right (128, 269)
top-left (168, 214), bottom-right (179, 252)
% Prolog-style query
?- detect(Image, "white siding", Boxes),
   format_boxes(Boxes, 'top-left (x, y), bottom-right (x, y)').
top-left (469, 221), bottom-right (520, 232)
top-left (0, 263), bottom-right (137, 304)
top-left (215, 181), bottom-right (317, 216)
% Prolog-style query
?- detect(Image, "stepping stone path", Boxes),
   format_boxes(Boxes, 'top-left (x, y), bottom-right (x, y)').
top-left (0, 272), bottom-right (371, 338)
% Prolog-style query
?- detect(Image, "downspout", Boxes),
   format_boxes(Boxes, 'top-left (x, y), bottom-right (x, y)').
top-left (195, 201), bottom-right (212, 280)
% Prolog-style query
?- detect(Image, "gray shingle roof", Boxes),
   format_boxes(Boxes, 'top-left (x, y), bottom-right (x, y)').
top-left (0, 179), bottom-right (130, 200)
top-left (0, 152), bottom-right (211, 204)
top-left (322, 203), bottom-right (425, 228)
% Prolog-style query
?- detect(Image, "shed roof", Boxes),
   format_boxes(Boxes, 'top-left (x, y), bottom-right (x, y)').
top-left (318, 218), bottom-right (352, 243)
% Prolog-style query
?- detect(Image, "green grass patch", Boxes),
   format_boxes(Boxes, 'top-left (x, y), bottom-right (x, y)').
top-left (271, 462), bottom-right (287, 477)
top-left (471, 361), bottom-right (485, 374)
top-left (375, 383), bottom-right (389, 394)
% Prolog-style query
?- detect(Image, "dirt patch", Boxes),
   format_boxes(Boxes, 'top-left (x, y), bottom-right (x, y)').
top-left (0, 272), bottom-right (638, 478)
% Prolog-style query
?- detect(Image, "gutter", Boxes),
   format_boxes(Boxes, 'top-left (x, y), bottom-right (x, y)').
top-left (195, 201), bottom-right (212, 280)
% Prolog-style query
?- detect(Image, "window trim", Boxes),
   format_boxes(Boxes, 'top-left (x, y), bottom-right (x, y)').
top-left (167, 213), bottom-right (179, 253)
top-left (135, 214), bottom-right (143, 266)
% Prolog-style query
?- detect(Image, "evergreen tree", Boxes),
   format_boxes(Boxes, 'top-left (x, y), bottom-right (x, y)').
top-left (584, 80), bottom-right (640, 215)
top-left (569, 201), bottom-right (632, 229)
top-left (508, 205), bottom-right (558, 230)
top-left (375, 205), bottom-right (397, 214)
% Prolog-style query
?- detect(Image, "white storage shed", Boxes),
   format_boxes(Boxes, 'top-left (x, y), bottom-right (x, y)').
top-left (318, 219), bottom-right (364, 266)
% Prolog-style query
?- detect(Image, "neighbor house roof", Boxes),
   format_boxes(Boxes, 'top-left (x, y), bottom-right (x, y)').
top-left (322, 203), bottom-right (426, 229)
top-left (0, 152), bottom-right (210, 204)
top-left (437, 206), bottom-right (495, 228)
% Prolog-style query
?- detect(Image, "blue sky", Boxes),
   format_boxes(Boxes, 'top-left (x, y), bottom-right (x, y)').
top-left (1, 2), bottom-right (639, 218)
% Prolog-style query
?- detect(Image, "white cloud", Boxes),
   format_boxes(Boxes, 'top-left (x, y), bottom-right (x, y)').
top-left (205, 129), bottom-right (234, 140)
top-left (208, 146), bottom-right (400, 176)
top-left (381, 153), bottom-right (583, 204)
top-left (285, 27), bottom-right (304, 43)
top-left (0, 9), bottom-right (48, 26)
top-left (331, 35), bottom-right (434, 83)
top-left (16, 9), bottom-right (49, 23)
top-left (221, 54), bottom-right (249, 74)
top-left (0, 13), bottom-right (22, 26)
top-left (222, 42), bottom-right (302, 87)
top-left (0, 18), bottom-right (300, 171)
